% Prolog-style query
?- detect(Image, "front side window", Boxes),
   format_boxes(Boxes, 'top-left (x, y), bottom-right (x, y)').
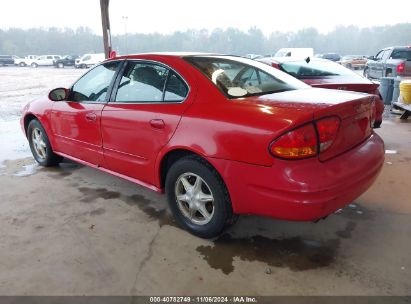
top-left (115, 61), bottom-right (188, 103)
top-left (184, 56), bottom-right (307, 98)
top-left (382, 51), bottom-right (391, 60)
top-left (375, 51), bottom-right (385, 60)
top-left (70, 61), bottom-right (120, 102)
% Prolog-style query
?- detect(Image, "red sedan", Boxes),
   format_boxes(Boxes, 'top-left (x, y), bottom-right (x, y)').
top-left (21, 53), bottom-right (384, 238)
top-left (257, 57), bottom-right (384, 128)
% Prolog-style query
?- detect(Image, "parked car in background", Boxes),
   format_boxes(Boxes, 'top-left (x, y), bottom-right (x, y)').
top-left (21, 53), bottom-right (384, 238)
top-left (244, 54), bottom-right (263, 60)
top-left (257, 57), bottom-right (384, 127)
top-left (54, 55), bottom-right (79, 68)
top-left (14, 55), bottom-right (38, 67)
top-left (31, 55), bottom-right (62, 68)
top-left (316, 53), bottom-right (341, 62)
top-left (274, 48), bottom-right (314, 58)
top-left (364, 46), bottom-right (411, 79)
top-left (74, 53), bottom-right (105, 68)
top-left (340, 55), bottom-right (367, 69)
top-left (0, 55), bottom-right (17, 66)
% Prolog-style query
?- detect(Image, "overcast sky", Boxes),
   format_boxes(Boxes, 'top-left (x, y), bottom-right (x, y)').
top-left (0, 0), bottom-right (410, 36)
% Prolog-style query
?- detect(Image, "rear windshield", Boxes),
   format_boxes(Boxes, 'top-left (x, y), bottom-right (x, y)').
top-left (280, 60), bottom-right (357, 78)
top-left (391, 49), bottom-right (411, 60)
top-left (184, 56), bottom-right (308, 98)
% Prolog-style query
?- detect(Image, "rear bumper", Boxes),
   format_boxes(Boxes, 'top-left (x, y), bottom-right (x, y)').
top-left (208, 133), bottom-right (384, 221)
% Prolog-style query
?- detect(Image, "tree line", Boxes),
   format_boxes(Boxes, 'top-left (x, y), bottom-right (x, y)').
top-left (1, 23), bottom-right (411, 57)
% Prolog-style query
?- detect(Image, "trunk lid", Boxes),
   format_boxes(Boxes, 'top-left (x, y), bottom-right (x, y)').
top-left (306, 76), bottom-right (380, 94)
top-left (249, 88), bottom-right (375, 161)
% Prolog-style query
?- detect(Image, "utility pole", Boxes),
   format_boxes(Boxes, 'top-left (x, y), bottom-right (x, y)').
top-left (100, 0), bottom-right (112, 58)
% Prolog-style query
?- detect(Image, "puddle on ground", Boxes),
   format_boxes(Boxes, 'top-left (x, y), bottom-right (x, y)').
top-left (43, 161), bottom-right (83, 178)
top-left (196, 208), bottom-right (361, 275)
top-left (196, 233), bottom-right (340, 274)
top-left (77, 187), bottom-right (175, 227)
top-left (78, 187), bottom-right (121, 202)
top-left (13, 162), bottom-right (39, 177)
top-left (335, 221), bottom-right (357, 239)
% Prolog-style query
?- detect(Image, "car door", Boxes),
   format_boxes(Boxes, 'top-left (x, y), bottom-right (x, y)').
top-left (50, 60), bottom-right (122, 166)
top-left (101, 60), bottom-right (192, 184)
top-left (36, 56), bottom-right (46, 66)
top-left (372, 50), bottom-right (387, 78)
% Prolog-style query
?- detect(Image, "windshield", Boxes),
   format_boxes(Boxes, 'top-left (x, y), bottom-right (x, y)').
top-left (280, 60), bottom-right (358, 78)
top-left (184, 56), bottom-right (308, 98)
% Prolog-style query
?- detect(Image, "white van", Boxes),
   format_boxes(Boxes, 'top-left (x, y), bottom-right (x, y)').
top-left (274, 48), bottom-right (314, 59)
top-left (75, 53), bottom-right (105, 69)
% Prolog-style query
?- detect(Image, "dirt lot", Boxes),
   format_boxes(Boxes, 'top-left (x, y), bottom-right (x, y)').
top-left (0, 67), bottom-right (410, 295)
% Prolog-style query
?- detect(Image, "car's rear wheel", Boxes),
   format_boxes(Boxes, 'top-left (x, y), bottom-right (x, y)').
top-left (31, 63), bottom-right (38, 68)
top-left (165, 155), bottom-right (235, 238)
top-left (19, 62), bottom-right (26, 67)
top-left (27, 119), bottom-right (63, 167)
top-left (58, 62), bottom-right (64, 68)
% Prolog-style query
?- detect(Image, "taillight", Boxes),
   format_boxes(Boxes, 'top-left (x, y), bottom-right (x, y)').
top-left (269, 117), bottom-right (340, 159)
top-left (270, 123), bottom-right (317, 159)
top-left (316, 117), bottom-right (340, 152)
top-left (397, 62), bottom-right (405, 74)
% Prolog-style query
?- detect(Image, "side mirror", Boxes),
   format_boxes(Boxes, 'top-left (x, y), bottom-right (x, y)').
top-left (48, 88), bottom-right (68, 101)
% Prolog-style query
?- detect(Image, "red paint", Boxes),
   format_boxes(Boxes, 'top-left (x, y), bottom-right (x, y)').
top-left (21, 53), bottom-right (384, 221)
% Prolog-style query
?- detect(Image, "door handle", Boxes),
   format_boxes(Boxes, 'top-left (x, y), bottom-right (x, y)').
top-left (85, 112), bottom-right (97, 122)
top-left (150, 119), bottom-right (165, 129)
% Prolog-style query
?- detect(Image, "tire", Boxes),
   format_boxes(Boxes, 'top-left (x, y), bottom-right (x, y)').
top-left (19, 62), bottom-right (26, 67)
top-left (165, 155), bottom-right (235, 238)
top-left (347, 63), bottom-right (352, 69)
top-left (57, 62), bottom-right (64, 68)
top-left (31, 63), bottom-right (38, 68)
top-left (27, 119), bottom-right (63, 167)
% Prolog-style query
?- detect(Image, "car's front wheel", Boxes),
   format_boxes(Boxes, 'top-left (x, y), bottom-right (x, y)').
top-left (165, 155), bottom-right (235, 238)
top-left (27, 119), bottom-right (63, 166)
top-left (57, 62), bottom-right (64, 68)
top-left (31, 63), bottom-right (38, 68)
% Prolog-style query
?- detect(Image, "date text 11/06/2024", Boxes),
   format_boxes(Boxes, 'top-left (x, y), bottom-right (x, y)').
top-left (149, 296), bottom-right (257, 303)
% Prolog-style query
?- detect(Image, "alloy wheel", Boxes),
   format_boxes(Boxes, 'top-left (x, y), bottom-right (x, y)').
top-left (175, 172), bottom-right (215, 225)
top-left (31, 127), bottom-right (47, 160)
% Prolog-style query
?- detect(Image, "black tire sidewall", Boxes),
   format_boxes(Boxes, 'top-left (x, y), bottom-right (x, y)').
top-left (165, 157), bottom-right (230, 238)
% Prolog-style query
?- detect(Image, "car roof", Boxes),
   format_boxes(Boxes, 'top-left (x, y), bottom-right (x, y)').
top-left (125, 52), bottom-right (218, 57)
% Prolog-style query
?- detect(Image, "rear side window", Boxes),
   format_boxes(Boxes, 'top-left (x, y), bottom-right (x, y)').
top-left (391, 49), bottom-right (411, 60)
top-left (184, 56), bottom-right (305, 98)
top-left (164, 71), bottom-right (188, 102)
top-left (115, 61), bottom-right (188, 103)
